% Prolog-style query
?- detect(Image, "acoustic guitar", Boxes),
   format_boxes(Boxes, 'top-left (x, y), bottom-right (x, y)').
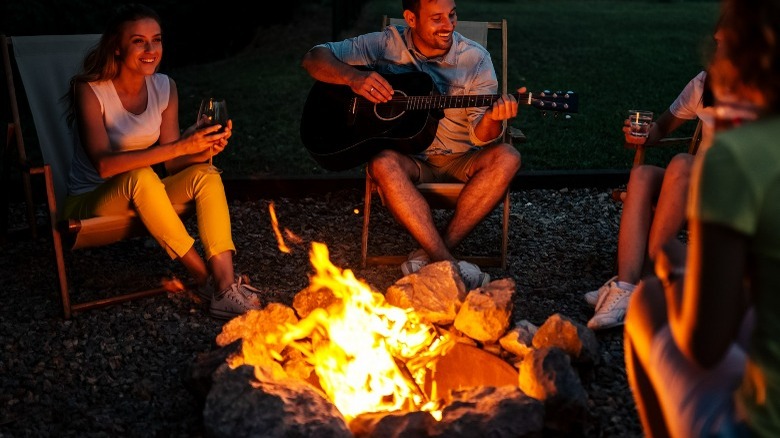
top-left (300, 70), bottom-right (578, 171)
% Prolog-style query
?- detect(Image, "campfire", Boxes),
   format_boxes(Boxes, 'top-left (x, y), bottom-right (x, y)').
top-left (188, 205), bottom-right (600, 437)
top-left (220, 242), bottom-right (452, 421)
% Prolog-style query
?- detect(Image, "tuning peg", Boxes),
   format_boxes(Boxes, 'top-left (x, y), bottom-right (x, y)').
top-left (543, 89), bottom-right (551, 95)
top-left (554, 112), bottom-right (559, 118)
top-left (541, 111), bottom-right (548, 117)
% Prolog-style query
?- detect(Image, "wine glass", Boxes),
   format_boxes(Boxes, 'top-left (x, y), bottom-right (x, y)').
top-left (196, 98), bottom-right (228, 174)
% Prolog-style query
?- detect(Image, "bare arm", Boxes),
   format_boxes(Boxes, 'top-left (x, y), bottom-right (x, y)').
top-left (623, 110), bottom-right (691, 146)
top-left (75, 80), bottom-right (227, 179)
top-left (472, 88), bottom-right (526, 143)
top-left (301, 46), bottom-right (393, 104)
top-left (665, 219), bottom-right (749, 368)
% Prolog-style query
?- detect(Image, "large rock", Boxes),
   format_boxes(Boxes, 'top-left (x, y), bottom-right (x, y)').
top-left (532, 313), bottom-right (599, 367)
top-left (436, 385), bottom-right (545, 437)
top-left (385, 261), bottom-right (466, 325)
top-left (203, 364), bottom-right (351, 438)
top-left (453, 278), bottom-right (515, 343)
top-left (517, 347), bottom-right (589, 434)
top-left (499, 319), bottom-right (538, 361)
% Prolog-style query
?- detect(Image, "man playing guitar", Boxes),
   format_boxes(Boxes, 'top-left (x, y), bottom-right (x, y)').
top-left (302, 0), bottom-right (523, 288)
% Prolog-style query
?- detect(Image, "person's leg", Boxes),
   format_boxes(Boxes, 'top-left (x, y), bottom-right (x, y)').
top-left (367, 149), bottom-right (455, 262)
top-left (646, 153), bottom-right (693, 263)
top-left (63, 167), bottom-right (207, 284)
top-left (617, 165), bottom-right (665, 284)
top-left (625, 277), bottom-right (748, 438)
top-left (441, 143), bottom-right (521, 249)
top-left (162, 163), bottom-right (236, 291)
top-left (624, 277), bottom-right (673, 438)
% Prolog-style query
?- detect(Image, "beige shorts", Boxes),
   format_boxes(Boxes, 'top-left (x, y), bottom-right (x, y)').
top-left (414, 150), bottom-right (483, 183)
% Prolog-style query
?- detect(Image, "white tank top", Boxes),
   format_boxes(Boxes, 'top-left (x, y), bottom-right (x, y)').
top-left (68, 73), bottom-right (170, 195)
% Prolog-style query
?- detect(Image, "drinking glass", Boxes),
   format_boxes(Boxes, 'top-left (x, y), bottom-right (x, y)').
top-left (627, 110), bottom-right (653, 138)
top-left (197, 98), bottom-right (228, 174)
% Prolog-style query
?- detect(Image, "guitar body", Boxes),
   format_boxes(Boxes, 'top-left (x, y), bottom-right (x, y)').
top-left (300, 71), bottom-right (442, 171)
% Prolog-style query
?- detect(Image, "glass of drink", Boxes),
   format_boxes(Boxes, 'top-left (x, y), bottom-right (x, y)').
top-left (627, 110), bottom-right (653, 138)
top-left (197, 98), bottom-right (228, 174)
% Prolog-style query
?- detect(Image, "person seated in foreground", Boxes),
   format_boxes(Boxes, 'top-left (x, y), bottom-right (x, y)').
top-left (584, 17), bottom-right (756, 330)
top-left (63, 4), bottom-right (261, 319)
top-left (623, 0), bottom-right (780, 435)
top-left (301, 0), bottom-right (523, 290)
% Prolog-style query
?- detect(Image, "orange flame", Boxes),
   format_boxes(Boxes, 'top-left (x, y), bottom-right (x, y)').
top-left (225, 242), bottom-right (453, 422)
top-left (268, 202), bottom-right (291, 253)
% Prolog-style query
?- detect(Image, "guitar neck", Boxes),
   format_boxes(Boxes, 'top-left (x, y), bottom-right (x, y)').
top-left (398, 92), bottom-right (524, 110)
top-left (394, 91), bottom-right (575, 113)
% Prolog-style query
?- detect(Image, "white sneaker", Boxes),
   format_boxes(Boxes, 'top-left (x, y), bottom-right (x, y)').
top-left (457, 260), bottom-right (491, 291)
top-left (401, 249), bottom-right (430, 276)
top-left (587, 280), bottom-right (633, 330)
top-left (210, 276), bottom-right (262, 320)
top-left (583, 276), bottom-right (618, 307)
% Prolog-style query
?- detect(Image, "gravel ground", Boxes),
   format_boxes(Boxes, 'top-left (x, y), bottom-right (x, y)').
top-left (0, 186), bottom-right (642, 437)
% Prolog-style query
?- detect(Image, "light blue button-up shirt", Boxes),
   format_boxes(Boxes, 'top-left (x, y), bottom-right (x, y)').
top-left (315, 24), bottom-right (503, 156)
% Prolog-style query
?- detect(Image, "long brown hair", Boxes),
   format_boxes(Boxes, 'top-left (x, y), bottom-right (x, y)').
top-left (710, 0), bottom-right (780, 112)
top-left (64, 3), bottom-right (162, 126)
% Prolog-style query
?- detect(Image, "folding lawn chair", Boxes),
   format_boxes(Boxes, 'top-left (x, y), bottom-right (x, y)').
top-left (2, 34), bottom-right (193, 318)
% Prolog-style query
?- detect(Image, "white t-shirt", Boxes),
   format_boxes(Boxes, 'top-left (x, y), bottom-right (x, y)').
top-left (668, 70), bottom-right (760, 153)
top-left (668, 71), bottom-right (716, 151)
top-left (68, 73), bottom-right (170, 195)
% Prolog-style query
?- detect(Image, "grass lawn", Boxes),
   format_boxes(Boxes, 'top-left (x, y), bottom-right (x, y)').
top-left (169, 0), bottom-right (721, 178)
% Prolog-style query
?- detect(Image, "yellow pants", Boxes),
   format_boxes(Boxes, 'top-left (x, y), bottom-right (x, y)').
top-left (63, 164), bottom-right (235, 260)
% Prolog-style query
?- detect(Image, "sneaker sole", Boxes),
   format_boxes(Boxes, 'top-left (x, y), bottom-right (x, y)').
top-left (209, 307), bottom-right (241, 320)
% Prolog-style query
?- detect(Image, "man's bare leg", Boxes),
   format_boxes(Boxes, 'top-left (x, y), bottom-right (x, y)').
top-left (442, 143), bottom-right (521, 249)
top-left (368, 149), bottom-right (454, 261)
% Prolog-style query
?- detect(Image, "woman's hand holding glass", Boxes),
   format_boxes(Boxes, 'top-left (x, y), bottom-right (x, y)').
top-left (180, 120), bottom-right (232, 162)
top-left (196, 98), bottom-right (229, 174)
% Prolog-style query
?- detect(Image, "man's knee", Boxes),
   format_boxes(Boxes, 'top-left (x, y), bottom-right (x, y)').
top-left (367, 149), bottom-right (411, 180)
top-left (474, 143), bottom-right (521, 176)
top-left (498, 143), bottom-right (522, 172)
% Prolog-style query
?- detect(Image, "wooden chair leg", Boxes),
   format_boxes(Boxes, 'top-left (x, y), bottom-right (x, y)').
top-left (632, 145), bottom-right (646, 168)
top-left (38, 165), bottom-right (72, 318)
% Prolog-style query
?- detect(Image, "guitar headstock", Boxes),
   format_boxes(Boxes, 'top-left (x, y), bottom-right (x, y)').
top-left (526, 90), bottom-right (578, 114)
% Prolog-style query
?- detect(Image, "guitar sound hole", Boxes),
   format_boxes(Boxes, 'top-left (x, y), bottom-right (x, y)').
top-left (374, 89), bottom-right (407, 121)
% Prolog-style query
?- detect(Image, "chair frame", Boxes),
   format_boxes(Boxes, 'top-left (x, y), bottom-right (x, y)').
top-left (360, 17), bottom-right (515, 270)
top-left (3, 34), bottom-right (192, 319)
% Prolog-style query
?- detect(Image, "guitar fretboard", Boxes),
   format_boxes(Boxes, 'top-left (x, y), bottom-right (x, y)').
top-left (399, 92), bottom-right (527, 110)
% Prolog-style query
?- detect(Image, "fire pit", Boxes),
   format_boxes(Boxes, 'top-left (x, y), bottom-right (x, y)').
top-left (188, 243), bottom-right (599, 437)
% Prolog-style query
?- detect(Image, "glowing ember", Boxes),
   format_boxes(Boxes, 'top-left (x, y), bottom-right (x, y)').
top-left (220, 242), bottom-right (454, 422)
top-left (268, 202), bottom-right (291, 253)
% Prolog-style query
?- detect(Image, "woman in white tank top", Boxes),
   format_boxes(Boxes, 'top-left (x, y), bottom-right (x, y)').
top-left (63, 3), bottom-right (261, 320)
